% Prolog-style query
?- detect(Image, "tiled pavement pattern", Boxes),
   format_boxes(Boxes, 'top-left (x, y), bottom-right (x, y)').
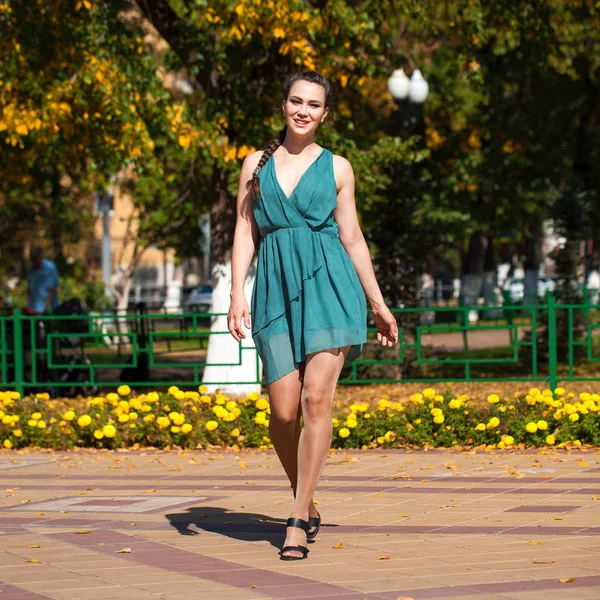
top-left (0, 449), bottom-right (599, 600)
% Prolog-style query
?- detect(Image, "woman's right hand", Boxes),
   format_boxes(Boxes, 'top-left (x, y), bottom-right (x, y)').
top-left (228, 295), bottom-right (251, 342)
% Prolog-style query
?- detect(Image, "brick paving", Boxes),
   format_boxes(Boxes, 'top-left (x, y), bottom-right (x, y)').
top-left (0, 448), bottom-right (599, 599)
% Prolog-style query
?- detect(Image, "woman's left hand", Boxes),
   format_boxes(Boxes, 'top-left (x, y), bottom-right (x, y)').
top-left (371, 305), bottom-right (399, 347)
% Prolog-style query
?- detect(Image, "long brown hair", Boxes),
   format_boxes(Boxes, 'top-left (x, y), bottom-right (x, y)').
top-left (246, 71), bottom-right (334, 199)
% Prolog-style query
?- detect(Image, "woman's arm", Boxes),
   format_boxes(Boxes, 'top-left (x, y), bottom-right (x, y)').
top-left (332, 154), bottom-right (398, 347)
top-left (229, 151), bottom-right (262, 341)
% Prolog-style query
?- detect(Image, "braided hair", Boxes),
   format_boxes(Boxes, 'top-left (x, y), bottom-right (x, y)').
top-left (247, 71), bottom-right (334, 199)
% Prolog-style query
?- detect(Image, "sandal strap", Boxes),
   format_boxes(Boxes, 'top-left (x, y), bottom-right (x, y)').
top-left (286, 517), bottom-right (309, 532)
top-left (308, 512), bottom-right (321, 527)
top-left (279, 545), bottom-right (309, 556)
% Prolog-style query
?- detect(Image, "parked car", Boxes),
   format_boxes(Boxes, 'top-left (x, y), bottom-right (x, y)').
top-left (183, 285), bottom-right (213, 313)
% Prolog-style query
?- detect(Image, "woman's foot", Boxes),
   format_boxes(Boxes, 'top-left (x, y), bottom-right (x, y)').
top-left (280, 514), bottom-right (309, 560)
top-left (307, 500), bottom-right (320, 536)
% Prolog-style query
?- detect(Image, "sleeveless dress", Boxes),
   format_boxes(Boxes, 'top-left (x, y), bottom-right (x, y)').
top-left (250, 148), bottom-right (368, 385)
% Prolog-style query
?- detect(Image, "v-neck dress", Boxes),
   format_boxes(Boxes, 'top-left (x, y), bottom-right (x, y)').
top-left (250, 148), bottom-right (367, 385)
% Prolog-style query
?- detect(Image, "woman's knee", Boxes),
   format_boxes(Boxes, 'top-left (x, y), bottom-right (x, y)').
top-left (301, 386), bottom-right (332, 421)
top-left (269, 408), bottom-right (299, 428)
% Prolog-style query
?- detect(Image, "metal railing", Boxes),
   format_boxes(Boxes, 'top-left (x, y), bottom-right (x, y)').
top-left (1, 297), bottom-right (599, 395)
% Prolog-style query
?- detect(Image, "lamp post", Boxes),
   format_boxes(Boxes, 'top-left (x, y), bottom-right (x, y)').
top-left (384, 66), bottom-right (430, 344)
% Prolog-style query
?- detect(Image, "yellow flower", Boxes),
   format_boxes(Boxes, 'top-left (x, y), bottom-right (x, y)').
top-left (503, 435), bottom-right (515, 446)
top-left (62, 410), bottom-right (75, 421)
top-left (37, 421), bottom-right (46, 429)
top-left (536, 420), bottom-right (548, 430)
top-left (147, 391), bottom-right (159, 402)
top-left (3, 439), bottom-right (12, 449)
top-left (529, 388), bottom-right (540, 396)
top-left (171, 426), bottom-right (181, 433)
top-left (13, 429), bottom-right (22, 437)
top-left (200, 395), bottom-right (212, 404)
top-left (106, 392), bottom-right (119, 402)
top-left (569, 413), bottom-right (579, 422)
top-left (168, 386), bottom-right (179, 396)
top-left (422, 388), bottom-right (436, 399)
top-left (255, 398), bottom-right (269, 411)
top-left (431, 407), bottom-right (443, 416)
top-left (206, 420), bottom-right (218, 431)
top-left (246, 391), bottom-right (260, 401)
top-left (384, 431), bottom-right (396, 443)
top-left (156, 416), bottom-right (170, 428)
top-left (93, 429), bottom-right (104, 440)
top-left (411, 393), bottom-right (423, 404)
top-left (231, 427), bottom-right (240, 437)
top-left (487, 394), bottom-right (500, 404)
top-left (487, 417), bottom-right (500, 429)
top-left (171, 412), bottom-right (186, 426)
top-left (103, 425), bottom-right (116, 438)
top-left (180, 423), bottom-right (193, 434)
top-left (448, 399), bottom-right (462, 409)
top-left (118, 414), bottom-right (130, 423)
top-left (27, 419), bottom-right (38, 427)
top-left (143, 414), bottom-right (155, 423)
top-left (414, 418), bottom-right (422, 425)
top-left (338, 427), bottom-right (350, 438)
top-left (77, 415), bottom-right (92, 427)
top-left (332, 418), bottom-right (339, 427)
top-left (554, 387), bottom-right (565, 396)
top-left (346, 419), bottom-right (358, 428)
top-left (475, 423), bottom-right (486, 431)
top-left (525, 422), bottom-right (538, 433)
top-left (580, 392), bottom-right (591, 402)
top-left (199, 385), bottom-right (209, 393)
top-left (433, 414), bottom-right (445, 424)
top-left (117, 385), bottom-right (131, 396)
top-left (546, 434), bottom-right (556, 445)
top-left (129, 412), bottom-right (139, 420)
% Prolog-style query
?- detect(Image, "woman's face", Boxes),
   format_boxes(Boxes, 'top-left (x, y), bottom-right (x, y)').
top-left (282, 80), bottom-right (329, 137)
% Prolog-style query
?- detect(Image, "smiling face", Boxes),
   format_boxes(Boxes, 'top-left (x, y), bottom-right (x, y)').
top-left (282, 80), bottom-right (329, 137)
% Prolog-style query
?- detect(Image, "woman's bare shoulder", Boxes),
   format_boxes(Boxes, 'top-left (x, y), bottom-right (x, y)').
top-left (331, 153), bottom-right (355, 188)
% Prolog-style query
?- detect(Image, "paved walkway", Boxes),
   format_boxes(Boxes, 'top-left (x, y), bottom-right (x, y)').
top-left (0, 448), bottom-right (599, 600)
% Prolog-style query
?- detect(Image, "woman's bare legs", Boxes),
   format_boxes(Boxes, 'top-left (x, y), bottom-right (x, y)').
top-left (267, 364), bottom-right (319, 527)
top-left (281, 345), bottom-right (350, 558)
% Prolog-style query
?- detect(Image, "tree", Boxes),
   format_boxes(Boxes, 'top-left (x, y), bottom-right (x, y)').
top-left (0, 0), bottom-right (204, 315)
top-left (134, 0), bottom-right (424, 391)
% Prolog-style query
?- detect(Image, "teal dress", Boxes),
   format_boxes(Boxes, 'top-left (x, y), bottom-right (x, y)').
top-left (250, 148), bottom-right (367, 384)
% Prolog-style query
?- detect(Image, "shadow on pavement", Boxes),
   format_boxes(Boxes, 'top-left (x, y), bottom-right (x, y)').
top-left (165, 506), bottom-right (337, 549)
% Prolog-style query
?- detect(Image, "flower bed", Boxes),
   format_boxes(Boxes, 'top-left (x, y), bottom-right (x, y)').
top-left (1, 386), bottom-right (599, 450)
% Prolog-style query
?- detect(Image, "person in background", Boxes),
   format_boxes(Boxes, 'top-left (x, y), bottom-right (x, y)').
top-left (26, 246), bottom-right (59, 314)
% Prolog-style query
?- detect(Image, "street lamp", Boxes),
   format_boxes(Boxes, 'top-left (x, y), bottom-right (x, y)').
top-left (387, 67), bottom-right (429, 139)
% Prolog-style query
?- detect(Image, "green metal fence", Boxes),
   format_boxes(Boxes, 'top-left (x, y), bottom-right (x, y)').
top-left (1, 298), bottom-right (599, 396)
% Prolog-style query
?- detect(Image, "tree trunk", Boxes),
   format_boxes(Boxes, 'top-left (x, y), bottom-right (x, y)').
top-left (201, 166), bottom-right (262, 395)
top-left (462, 232), bottom-right (489, 321)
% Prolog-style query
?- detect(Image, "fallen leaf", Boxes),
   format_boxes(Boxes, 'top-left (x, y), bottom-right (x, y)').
top-left (251, 584), bottom-right (257, 588)
top-left (74, 530), bottom-right (91, 534)
top-left (115, 548), bottom-right (131, 553)
top-left (378, 555), bottom-right (390, 560)
top-left (333, 543), bottom-right (343, 549)
top-left (516, 473), bottom-right (526, 479)
top-left (313, 500), bottom-right (320, 504)
top-left (526, 541), bottom-right (542, 545)
top-left (578, 462), bottom-right (589, 467)
top-left (37, 512), bottom-right (45, 516)
top-left (550, 517), bottom-right (563, 521)
top-left (240, 505), bottom-right (248, 508)
top-left (559, 578), bottom-right (576, 583)
top-left (29, 545), bottom-right (41, 549)
top-left (592, 497), bottom-right (600, 501)
top-left (26, 559), bottom-right (38, 563)
top-left (533, 560), bottom-right (554, 564)
top-left (375, 493), bottom-right (382, 497)
top-left (396, 597), bottom-right (416, 600)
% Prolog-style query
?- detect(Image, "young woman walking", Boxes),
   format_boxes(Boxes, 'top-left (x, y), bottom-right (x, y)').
top-left (228, 71), bottom-right (398, 560)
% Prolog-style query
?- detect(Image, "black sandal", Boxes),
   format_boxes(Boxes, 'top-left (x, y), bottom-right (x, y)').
top-left (279, 517), bottom-right (310, 561)
top-left (291, 486), bottom-right (321, 540)
top-left (307, 511), bottom-right (321, 540)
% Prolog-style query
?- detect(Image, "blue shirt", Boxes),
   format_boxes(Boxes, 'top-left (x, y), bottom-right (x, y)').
top-left (27, 259), bottom-right (59, 313)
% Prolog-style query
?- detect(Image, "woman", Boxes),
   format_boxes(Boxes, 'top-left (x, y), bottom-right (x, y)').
top-left (228, 71), bottom-right (398, 560)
